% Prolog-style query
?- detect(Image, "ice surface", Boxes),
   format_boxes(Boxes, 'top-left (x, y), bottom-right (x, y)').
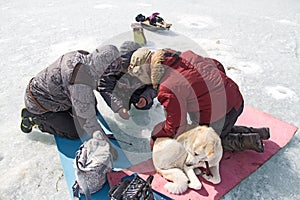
top-left (0, 0), bottom-right (299, 199)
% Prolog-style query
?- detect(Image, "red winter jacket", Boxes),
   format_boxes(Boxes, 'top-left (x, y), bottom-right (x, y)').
top-left (152, 50), bottom-right (243, 138)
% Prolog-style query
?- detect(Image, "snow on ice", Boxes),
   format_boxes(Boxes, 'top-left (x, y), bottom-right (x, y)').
top-left (0, 0), bottom-right (299, 199)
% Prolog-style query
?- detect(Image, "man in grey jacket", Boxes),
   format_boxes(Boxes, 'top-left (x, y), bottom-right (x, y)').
top-left (21, 45), bottom-right (121, 140)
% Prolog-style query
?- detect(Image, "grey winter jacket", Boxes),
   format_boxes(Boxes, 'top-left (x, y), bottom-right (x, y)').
top-left (24, 50), bottom-right (102, 137)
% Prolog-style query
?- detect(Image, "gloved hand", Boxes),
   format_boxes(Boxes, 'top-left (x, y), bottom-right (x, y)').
top-left (135, 97), bottom-right (147, 108)
top-left (118, 107), bottom-right (130, 120)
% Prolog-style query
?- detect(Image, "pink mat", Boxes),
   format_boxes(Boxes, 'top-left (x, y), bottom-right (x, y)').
top-left (107, 105), bottom-right (298, 200)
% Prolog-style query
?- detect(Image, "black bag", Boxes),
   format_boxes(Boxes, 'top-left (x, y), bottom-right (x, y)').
top-left (135, 14), bottom-right (146, 22)
top-left (109, 174), bottom-right (154, 200)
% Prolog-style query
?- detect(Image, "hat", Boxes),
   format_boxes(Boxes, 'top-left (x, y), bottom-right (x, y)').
top-left (129, 48), bottom-right (152, 69)
top-left (129, 48), bottom-right (166, 90)
top-left (119, 41), bottom-right (141, 69)
top-left (91, 45), bottom-right (120, 76)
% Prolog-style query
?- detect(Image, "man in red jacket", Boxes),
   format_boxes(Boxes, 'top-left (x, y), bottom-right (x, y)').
top-left (128, 48), bottom-right (270, 152)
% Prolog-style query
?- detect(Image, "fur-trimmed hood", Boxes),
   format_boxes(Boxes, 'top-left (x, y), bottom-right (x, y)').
top-left (149, 49), bottom-right (166, 89)
top-left (129, 48), bottom-right (168, 90)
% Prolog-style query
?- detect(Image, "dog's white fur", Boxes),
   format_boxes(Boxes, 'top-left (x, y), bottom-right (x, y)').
top-left (152, 125), bottom-right (223, 194)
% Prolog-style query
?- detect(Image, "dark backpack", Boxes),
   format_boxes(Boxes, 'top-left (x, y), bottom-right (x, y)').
top-left (135, 14), bottom-right (146, 22)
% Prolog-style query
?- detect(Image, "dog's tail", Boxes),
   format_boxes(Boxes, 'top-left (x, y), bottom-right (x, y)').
top-left (158, 168), bottom-right (189, 194)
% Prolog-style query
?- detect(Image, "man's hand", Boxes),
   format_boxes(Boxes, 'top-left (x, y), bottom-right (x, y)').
top-left (118, 108), bottom-right (130, 120)
top-left (135, 97), bottom-right (147, 108)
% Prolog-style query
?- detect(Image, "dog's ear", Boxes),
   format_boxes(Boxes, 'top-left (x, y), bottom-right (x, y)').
top-left (205, 141), bottom-right (215, 158)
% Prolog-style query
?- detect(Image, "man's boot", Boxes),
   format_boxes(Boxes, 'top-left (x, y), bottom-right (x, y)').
top-left (231, 126), bottom-right (270, 140)
top-left (221, 133), bottom-right (264, 153)
top-left (249, 127), bottom-right (270, 140)
top-left (240, 133), bottom-right (264, 152)
top-left (221, 133), bottom-right (243, 152)
top-left (20, 108), bottom-right (37, 133)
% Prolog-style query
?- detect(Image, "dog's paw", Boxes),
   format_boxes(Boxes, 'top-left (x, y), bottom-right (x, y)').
top-left (202, 174), bottom-right (221, 184)
top-left (188, 181), bottom-right (202, 190)
top-left (164, 182), bottom-right (188, 194)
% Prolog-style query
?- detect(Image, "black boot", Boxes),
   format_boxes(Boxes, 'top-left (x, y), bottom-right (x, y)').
top-left (249, 127), bottom-right (270, 140)
top-left (231, 126), bottom-right (270, 140)
top-left (221, 133), bottom-right (243, 152)
top-left (240, 133), bottom-right (264, 152)
top-left (222, 133), bottom-right (264, 153)
top-left (20, 108), bottom-right (37, 133)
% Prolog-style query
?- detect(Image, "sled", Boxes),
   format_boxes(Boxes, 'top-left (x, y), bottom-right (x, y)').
top-left (135, 13), bottom-right (172, 32)
top-left (140, 21), bottom-right (172, 32)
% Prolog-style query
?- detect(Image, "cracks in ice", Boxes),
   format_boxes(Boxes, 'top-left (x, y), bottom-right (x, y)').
top-left (227, 66), bottom-right (241, 71)
top-left (290, 30), bottom-right (300, 61)
top-left (55, 173), bottom-right (64, 192)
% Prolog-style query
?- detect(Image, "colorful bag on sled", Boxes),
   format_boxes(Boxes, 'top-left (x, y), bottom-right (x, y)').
top-left (135, 13), bottom-right (172, 31)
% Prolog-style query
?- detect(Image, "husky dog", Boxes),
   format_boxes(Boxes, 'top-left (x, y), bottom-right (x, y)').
top-left (152, 125), bottom-right (223, 194)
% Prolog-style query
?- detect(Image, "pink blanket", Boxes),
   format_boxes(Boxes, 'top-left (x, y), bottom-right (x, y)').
top-left (107, 105), bottom-right (298, 199)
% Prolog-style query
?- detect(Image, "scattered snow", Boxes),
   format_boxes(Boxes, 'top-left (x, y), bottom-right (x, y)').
top-left (137, 3), bottom-right (152, 7)
top-left (265, 85), bottom-right (299, 101)
top-left (94, 4), bottom-right (117, 9)
top-left (234, 61), bottom-right (264, 74)
top-left (1, 0), bottom-right (300, 199)
top-left (277, 19), bottom-right (299, 27)
top-left (177, 15), bottom-right (217, 29)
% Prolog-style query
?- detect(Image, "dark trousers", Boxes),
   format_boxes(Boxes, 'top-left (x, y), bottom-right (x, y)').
top-left (208, 103), bottom-right (265, 151)
top-left (34, 109), bottom-right (83, 139)
top-left (209, 103), bottom-right (244, 139)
